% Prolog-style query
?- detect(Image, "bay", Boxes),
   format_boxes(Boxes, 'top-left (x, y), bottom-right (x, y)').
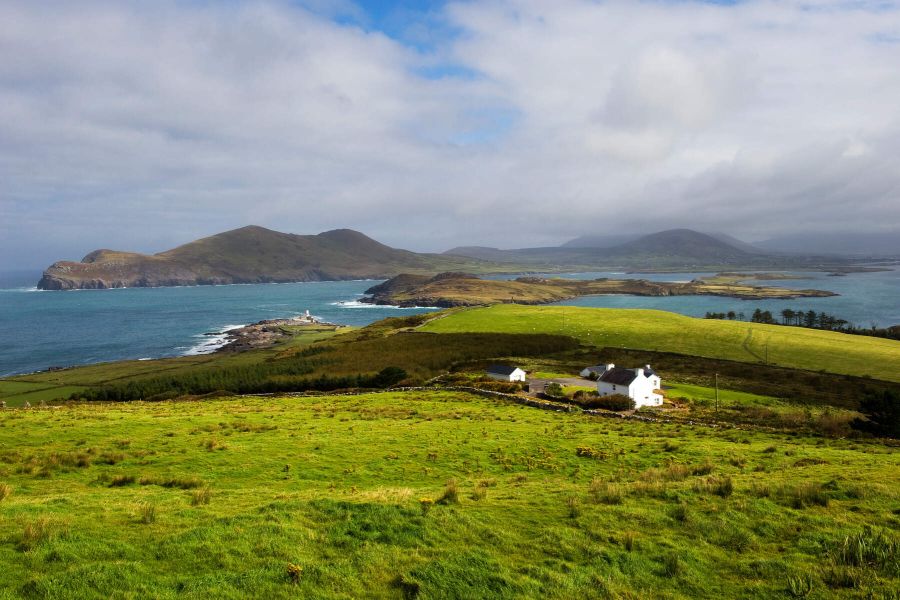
top-left (0, 268), bottom-right (897, 377)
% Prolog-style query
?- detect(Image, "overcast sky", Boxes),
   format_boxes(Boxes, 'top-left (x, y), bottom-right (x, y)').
top-left (2, 0), bottom-right (899, 268)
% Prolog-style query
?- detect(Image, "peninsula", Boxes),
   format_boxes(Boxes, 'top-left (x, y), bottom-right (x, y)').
top-left (361, 272), bottom-right (838, 307)
top-left (37, 226), bottom-right (497, 290)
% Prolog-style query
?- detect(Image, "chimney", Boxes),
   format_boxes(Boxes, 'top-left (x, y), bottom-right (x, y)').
top-left (634, 367), bottom-right (643, 377)
top-left (605, 363), bottom-right (615, 371)
top-left (645, 364), bottom-right (651, 372)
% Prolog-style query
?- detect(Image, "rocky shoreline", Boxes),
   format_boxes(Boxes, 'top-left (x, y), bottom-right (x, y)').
top-left (216, 313), bottom-right (341, 353)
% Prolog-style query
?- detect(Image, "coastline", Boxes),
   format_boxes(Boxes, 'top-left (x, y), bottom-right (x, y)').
top-left (215, 314), bottom-right (342, 353)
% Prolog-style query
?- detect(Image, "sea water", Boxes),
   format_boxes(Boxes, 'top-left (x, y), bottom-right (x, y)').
top-left (0, 268), bottom-right (897, 377)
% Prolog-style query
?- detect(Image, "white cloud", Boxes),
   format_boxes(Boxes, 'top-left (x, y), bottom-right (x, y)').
top-left (1, 0), bottom-right (899, 267)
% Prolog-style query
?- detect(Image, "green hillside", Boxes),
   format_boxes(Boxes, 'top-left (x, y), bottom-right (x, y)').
top-left (420, 305), bottom-right (900, 382)
top-left (37, 226), bottom-right (510, 290)
top-left (1, 391), bottom-right (897, 598)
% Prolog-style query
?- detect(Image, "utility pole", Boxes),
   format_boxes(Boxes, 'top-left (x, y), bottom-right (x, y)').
top-left (714, 372), bottom-right (719, 414)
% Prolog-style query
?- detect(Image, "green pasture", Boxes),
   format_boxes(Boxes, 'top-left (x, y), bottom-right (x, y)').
top-left (0, 391), bottom-right (897, 599)
top-left (664, 383), bottom-right (781, 407)
top-left (420, 305), bottom-right (900, 382)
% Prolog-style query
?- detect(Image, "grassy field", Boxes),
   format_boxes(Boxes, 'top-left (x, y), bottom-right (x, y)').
top-left (1, 391), bottom-right (897, 599)
top-left (0, 326), bottom-right (354, 407)
top-left (420, 306), bottom-right (900, 382)
top-left (665, 383), bottom-right (781, 408)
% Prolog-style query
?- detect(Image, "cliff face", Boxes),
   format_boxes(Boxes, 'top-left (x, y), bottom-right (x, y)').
top-left (37, 226), bottom-right (487, 290)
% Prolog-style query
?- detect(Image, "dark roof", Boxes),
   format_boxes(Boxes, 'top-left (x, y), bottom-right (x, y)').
top-left (584, 366), bottom-right (606, 373)
top-left (598, 368), bottom-right (638, 386)
top-left (487, 364), bottom-right (520, 376)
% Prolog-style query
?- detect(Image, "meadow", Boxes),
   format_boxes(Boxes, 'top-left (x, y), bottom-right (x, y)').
top-left (1, 390), bottom-right (898, 599)
top-left (420, 306), bottom-right (900, 382)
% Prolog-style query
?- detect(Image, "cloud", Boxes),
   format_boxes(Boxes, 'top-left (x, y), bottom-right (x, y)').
top-left (1, 0), bottom-right (899, 267)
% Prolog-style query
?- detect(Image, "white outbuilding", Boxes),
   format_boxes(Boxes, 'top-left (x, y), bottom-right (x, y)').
top-left (486, 365), bottom-right (527, 382)
top-left (596, 364), bottom-right (663, 408)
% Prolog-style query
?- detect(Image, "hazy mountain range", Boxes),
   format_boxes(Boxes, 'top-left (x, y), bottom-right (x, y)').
top-left (37, 226), bottom-right (895, 290)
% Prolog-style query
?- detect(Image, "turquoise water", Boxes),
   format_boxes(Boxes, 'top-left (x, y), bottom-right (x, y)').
top-left (540, 269), bottom-right (900, 329)
top-left (0, 275), bottom-right (438, 377)
top-left (0, 268), bottom-right (897, 377)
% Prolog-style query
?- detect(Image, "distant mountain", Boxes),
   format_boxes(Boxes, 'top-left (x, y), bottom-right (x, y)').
top-left (559, 234), bottom-right (639, 248)
top-left (706, 233), bottom-right (768, 255)
top-left (562, 230), bottom-right (765, 254)
top-left (443, 228), bottom-right (868, 269)
top-left (442, 246), bottom-right (512, 262)
top-left (754, 232), bottom-right (900, 257)
top-left (605, 229), bottom-right (751, 260)
top-left (38, 226), bottom-right (494, 290)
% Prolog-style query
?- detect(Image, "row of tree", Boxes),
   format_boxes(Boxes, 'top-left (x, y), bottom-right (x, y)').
top-left (704, 308), bottom-right (899, 340)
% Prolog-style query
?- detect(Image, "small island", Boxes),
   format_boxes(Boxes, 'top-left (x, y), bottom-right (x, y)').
top-left (361, 272), bottom-right (838, 308)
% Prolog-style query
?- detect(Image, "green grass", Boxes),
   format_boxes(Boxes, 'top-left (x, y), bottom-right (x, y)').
top-left (0, 326), bottom-right (349, 405)
top-left (0, 391), bottom-right (897, 598)
top-left (421, 305), bottom-right (900, 382)
top-left (665, 383), bottom-right (781, 407)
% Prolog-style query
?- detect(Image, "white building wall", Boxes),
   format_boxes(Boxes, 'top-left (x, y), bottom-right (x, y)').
top-left (596, 369), bottom-right (663, 408)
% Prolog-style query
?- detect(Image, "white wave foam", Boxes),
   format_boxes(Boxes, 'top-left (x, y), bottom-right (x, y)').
top-left (331, 300), bottom-right (439, 310)
top-left (182, 324), bottom-right (246, 356)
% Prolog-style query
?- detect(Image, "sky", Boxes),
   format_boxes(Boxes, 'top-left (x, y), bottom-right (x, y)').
top-left (1, 0), bottom-right (899, 268)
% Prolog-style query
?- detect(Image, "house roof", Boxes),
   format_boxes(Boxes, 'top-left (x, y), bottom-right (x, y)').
top-left (598, 368), bottom-right (639, 386)
top-left (583, 365), bottom-right (606, 373)
top-left (487, 364), bottom-right (520, 376)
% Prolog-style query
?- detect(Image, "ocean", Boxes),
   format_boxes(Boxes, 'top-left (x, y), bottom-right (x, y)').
top-left (1, 268), bottom-right (897, 377)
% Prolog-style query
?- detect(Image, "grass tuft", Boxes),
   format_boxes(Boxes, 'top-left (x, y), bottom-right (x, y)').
top-left (437, 479), bottom-right (459, 505)
top-left (190, 487), bottom-right (212, 506)
top-left (18, 516), bottom-right (68, 552)
top-left (138, 502), bottom-right (157, 524)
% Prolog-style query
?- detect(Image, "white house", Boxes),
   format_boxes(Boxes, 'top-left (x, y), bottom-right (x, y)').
top-left (596, 364), bottom-right (663, 408)
top-left (581, 364), bottom-right (613, 379)
top-left (486, 365), bottom-right (527, 382)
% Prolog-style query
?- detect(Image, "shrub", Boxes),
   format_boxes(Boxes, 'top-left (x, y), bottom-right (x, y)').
top-left (852, 389), bottom-right (900, 438)
top-left (575, 446), bottom-right (606, 460)
top-left (0, 482), bottom-right (11, 501)
top-left (544, 382), bottom-right (564, 398)
top-left (580, 394), bottom-right (635, 411)
top-left (572, 390), bottom-right (599, 402)
top-left (566, 495), bottom-right (581, 519)
top-left (287, 563), bottom-right (304, 584)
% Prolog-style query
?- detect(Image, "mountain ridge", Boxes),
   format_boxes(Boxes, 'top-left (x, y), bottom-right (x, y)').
top-left (37, 226), bottom-right (494, 290)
